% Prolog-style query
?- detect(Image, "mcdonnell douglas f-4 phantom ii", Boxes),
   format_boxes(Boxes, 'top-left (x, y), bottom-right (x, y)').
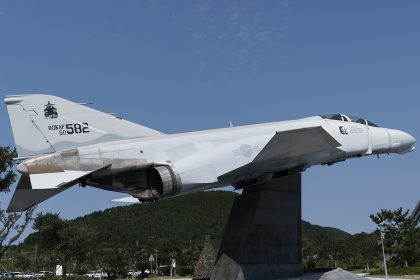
top-left (4, 94), bottom-right (416, 212)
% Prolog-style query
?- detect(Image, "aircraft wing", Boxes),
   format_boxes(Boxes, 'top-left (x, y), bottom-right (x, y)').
top-left (219, 126), bottom-right (342, 181)
top-left (254, 126), bottom-right (341, 161)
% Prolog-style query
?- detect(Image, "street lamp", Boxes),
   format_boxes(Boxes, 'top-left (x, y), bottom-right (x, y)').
top-left (153, 249), bottom-right (159, 275)
top-left (378, 224), bottom-right (388, 280)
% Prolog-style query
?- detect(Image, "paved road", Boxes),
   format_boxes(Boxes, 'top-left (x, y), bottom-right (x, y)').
top-left (366, 277), bottom-right (419, 280)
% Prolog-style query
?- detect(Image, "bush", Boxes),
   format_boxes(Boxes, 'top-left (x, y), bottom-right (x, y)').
top-left (176, 265), bottom-right (194, 276)
top-left (369, 266), bottom-right (420, 275)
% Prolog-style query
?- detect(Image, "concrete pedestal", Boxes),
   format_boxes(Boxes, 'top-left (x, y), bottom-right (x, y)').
top-left (211, 174), bottom-right (302, 280)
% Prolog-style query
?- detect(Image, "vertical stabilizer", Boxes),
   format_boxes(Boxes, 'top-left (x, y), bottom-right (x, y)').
top-left (4, 94), bottom-right (163, 157)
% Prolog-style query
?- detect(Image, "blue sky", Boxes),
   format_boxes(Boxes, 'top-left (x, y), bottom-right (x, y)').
top-left (0, 1), bottom-right (419, 235)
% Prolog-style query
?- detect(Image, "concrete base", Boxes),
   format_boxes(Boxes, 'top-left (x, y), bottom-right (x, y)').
top-left (287, 268), bottom-right (368, 280)
top-left (211, 174), bottom-right (302, 280)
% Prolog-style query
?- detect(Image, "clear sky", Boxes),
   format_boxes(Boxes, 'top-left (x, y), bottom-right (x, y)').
top-left (0, 1), bottom-right (419, 235)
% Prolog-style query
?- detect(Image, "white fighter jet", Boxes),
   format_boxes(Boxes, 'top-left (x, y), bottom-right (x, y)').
top-left (4, 95), bottom-right (416, 212)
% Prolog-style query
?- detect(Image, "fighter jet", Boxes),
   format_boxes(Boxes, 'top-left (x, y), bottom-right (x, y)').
top-left (4, 94), bottom-right (416, 212)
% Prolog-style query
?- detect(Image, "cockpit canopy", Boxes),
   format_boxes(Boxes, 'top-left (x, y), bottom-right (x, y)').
top-left (321, 114), bottom-right (379, 127)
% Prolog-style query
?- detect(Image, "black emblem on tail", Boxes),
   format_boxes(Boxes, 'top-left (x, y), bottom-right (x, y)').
top-left (44, 101), bottom-right (58, 119)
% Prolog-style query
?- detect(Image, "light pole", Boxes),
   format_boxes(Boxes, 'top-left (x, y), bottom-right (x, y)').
top-left (378, 225), bottom-right (388, 280)
top-left (154, 250), bottom-right (158, 275)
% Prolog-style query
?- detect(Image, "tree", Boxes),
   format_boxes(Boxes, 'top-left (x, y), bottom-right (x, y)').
top-left (33, 213), bottom-right (98, 274)
top-left (95, 248), bottom-right (128, 279)
top-left (33, 213), bottom-right (65, 249)
top-left (15, 253), bottom-right (32, 271)
top-left (0, 147), bottom-right (16, 193)
top-left (370, 207), bottom-right (420, 267)
top-left (58, 224), bottom-right (98, 270)
top-left (0, 146), bottom-right (36, 255)
top-left (342, 233), bottom-right (378, 270)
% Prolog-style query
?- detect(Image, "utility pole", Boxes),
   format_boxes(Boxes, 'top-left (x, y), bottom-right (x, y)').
top-left (35, 245), bottom-right (38, 279)
top-left (155, 251), bottom-right (158, 275)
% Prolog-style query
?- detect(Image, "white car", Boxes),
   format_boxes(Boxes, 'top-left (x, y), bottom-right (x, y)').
top-left (13, 272), bottom-right (24, 278)
top-left (85, 271), bottom-right (96, 278)
top-left (21, 272), bottom-right (34, 279)
top-left (128, 271), bottom-right (141, 277)
top-left (38, 271), bottom-right (54, 277)
top-left (92, 272), bottom-right (107, 278)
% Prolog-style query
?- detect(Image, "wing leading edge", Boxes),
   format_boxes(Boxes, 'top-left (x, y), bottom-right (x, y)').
top-left (219, 126), bottom-right (342, 182)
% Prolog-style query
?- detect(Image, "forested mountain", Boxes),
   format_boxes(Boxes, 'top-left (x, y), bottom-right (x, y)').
top-left (24, 190), bottom-right (349, 248)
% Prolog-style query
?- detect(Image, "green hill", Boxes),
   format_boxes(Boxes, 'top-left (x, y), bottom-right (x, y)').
top-left (302, 221), bottom-right (350, 240)
top-left (18, 190), bottom-right (354, 274)
top-left (25, 190), bottom-right (350, 248)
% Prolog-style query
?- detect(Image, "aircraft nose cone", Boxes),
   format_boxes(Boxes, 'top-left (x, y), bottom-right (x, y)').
top-left (406, 133), bottom-right (416, 147)
top-left (388, 129), bottom-right (416, 153)
top-left (397, 131), bottom-right (415, 148)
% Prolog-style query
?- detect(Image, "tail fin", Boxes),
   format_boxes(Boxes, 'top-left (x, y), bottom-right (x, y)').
top-left (4, 94), bottom-right (162, 157)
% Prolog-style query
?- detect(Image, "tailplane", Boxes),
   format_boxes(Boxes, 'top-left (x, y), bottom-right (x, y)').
top-left (4, 94), bottom-right (162, 157)
top-left (7, 175), bottom-right (70, 212)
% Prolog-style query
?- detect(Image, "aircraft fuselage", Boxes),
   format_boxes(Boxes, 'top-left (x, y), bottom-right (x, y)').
top-left (17, 115), bottom-right (415, 201)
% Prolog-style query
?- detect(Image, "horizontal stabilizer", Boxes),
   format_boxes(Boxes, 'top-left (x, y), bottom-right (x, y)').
top-left (28, 164), bottom-right (110, 190)
top-left (8, 164), bottom-right (111, 211)
top-left (7, 175), bottom-right (70, 212)
top-left (110, 196), bottom-right (140, 203)
top-left (30, 170), bottom-right (90, 189)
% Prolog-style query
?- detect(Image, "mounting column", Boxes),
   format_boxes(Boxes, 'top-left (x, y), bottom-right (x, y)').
top-left (211, 174), bottom-right (302, 280)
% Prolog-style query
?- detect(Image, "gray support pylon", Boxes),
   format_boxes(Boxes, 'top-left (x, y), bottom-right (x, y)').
top-left (211, 174), bottom-right (302, 280)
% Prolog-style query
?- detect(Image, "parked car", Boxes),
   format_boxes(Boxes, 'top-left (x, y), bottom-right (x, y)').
top-left (38, 271), bottom-right (54, 277)
top-left (22, 272), bottom-right (34, 279)
top-left (127, 271), bottom-right (141, 277)
top-left (11, 272), bottom-right (23, 279)
top-left (85, 271), bottom-right (96, 278)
